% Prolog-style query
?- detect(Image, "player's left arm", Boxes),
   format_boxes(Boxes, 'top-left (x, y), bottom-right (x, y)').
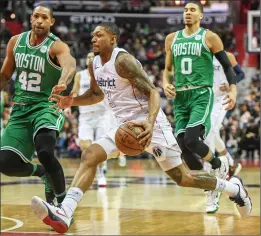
top-left (205, 31), bottom-right (237, 110)
top-left (115, 52), bottom-right (160, 126)
top-left (226, 52), bottom-right (245, 83)
top-left (49, 40), bottom-right (76, 92)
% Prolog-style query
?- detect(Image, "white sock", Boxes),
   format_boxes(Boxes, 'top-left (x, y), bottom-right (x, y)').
top-left (226, 152), bottom-right (234, 166)
top-left (215, 177), bottom-right (239, 198)
top-left (97, 166), bottom-right (104, 177)
top-left (61, 187), bottom-right (84, 217)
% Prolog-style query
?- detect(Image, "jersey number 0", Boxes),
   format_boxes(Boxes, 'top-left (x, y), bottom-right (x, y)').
top-left (181, 58), bottom-right (192, 75)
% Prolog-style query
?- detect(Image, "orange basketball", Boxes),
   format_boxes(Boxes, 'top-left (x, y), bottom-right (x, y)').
top-left (115, 122), bottom-right (145, 156)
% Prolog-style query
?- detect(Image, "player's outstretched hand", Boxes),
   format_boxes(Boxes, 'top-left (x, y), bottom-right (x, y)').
top-left (163, 84), bottom-right (176, 98)
top-left (223, 91), bottom-right (236, 110)
top-left (130, 120), bottom-right (154, 148)
top-left (51, 83), bottom-right (67, 95)
top-left (49, 93), bottom-right (73, 112)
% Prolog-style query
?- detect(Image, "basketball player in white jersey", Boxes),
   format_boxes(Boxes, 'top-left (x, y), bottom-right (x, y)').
top-left (204, 52), bottom-right (245, 213)
top-left (31, 23), bottom-right (252, 234)
top-left (64, 52), bottom-right (121, 187)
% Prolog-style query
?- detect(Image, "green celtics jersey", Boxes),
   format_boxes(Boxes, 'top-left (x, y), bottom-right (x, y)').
top-left (13, 30), bottom-right (62, 104)
top-left (171, 28), bottom-right (213, 89)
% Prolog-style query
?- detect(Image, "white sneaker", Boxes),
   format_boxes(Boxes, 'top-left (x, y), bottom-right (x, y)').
top-left (98, 175), bottom-right (107, 187)
top-left (31, 196), bottom-right (72, 234)
top-left (229, 176), bottom-right (252, 217)
top-left (214, 156), bottom-right (229, 180)
top-left (102, 161), bottom-right (107, 175)
top-left (205, 190), bottom-right (221, 213)
top-left (118, 155), bottom-right (127, 167)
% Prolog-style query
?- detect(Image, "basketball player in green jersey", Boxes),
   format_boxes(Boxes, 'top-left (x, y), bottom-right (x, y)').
top-left (0, 3), bottom-right (76, 204)
top-left (163, 2), bottom-right (237, 191)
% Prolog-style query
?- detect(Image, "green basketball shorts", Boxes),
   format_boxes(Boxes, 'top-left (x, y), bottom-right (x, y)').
top-left (1, 102), bottom-right (65, 162)
top-left (173, 87), bottom-right (214, 139)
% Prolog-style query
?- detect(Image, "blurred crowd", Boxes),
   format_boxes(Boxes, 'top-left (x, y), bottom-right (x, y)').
top-left (1, 1), bottom-right (260, 163)
top-left (222, 71), bottom-right (260, 164)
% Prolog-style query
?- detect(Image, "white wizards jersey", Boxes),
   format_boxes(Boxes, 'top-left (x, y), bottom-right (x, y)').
top-left (92, 47), bottom-right (171, 128)
top-left (78, 69), bottom-right (107, 114)
top-left (213, 56), bottom-right (228, 96)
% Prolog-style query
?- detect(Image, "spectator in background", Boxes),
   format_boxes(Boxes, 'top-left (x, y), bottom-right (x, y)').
top-left (67, 133), bottom-right (81, 158)
top-left (239, 104), bottom-right (251, 128)
top-left (240, 117), bottom-right (260, 163)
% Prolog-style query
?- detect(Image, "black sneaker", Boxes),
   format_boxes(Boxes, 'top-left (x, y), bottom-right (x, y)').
top-left (229, 176), bottom-right (252, 216)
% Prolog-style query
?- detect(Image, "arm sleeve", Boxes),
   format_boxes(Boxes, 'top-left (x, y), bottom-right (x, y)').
top-left (233, 64), bottom-right (245, 83)
top-left (214, 50), bottom-right (237, 85)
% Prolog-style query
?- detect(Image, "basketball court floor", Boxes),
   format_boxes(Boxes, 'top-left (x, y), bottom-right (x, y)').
top-left (1, 158), bottom-right (260, 235)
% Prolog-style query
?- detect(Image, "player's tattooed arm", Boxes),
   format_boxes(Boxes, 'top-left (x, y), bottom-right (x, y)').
top-left (72, 59), bottom-right (104, 106)
top-left (0, 36), bottom-right (18, 91)
top-left (115, 52), bottom-right (160, 125)
top-left (50, 40), bottom-right (76, 87)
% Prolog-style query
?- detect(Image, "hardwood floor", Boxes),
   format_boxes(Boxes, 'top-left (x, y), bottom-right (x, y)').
top-left (1, 158), bottom-right (260, 235)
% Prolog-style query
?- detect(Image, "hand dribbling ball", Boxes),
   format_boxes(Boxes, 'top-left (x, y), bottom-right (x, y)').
top-left (115, 122), bottom-right (145, 156)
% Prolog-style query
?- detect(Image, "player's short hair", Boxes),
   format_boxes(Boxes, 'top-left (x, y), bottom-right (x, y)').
top-left (187, 1), bottom-right (204, 13)
top-left (98, 22), bottom-right (120, 43)
top-left (33, 3), bottom-right (54, 18)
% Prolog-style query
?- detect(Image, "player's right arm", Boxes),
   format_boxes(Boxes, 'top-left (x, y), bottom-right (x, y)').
top-left (219, 52), bottom-right (245, 92)
top-left (226, 52), bottom-right (245, 83)
top-left (0, 36), bottom-right (18, 91)
top-left (163, 32), bottom-right (176, 98)
top-left (206, 31), bottom-right (237, 110)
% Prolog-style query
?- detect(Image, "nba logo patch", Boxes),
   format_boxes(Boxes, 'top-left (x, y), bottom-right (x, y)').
top-left (40, 46), bottom-right (47, 53)
top-left (195, 35), bottom-right (201, 40)
top-left (152, 146), bottom-right (166, 162)
top-left (153, 147), bottom-right (162, 157)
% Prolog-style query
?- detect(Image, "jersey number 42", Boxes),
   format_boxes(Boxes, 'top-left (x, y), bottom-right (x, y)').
top-left (19, 71), bottom-right (41, 92)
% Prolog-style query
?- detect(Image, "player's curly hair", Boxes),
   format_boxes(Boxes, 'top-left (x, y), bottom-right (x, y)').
top-left (98, 22), bottom-right (120, 43)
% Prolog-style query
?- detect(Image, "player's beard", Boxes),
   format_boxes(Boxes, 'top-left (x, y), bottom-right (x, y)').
top-left (32, 27), bottom-right (48, 37)
top-left (94, 51), bottom-right (100, 56)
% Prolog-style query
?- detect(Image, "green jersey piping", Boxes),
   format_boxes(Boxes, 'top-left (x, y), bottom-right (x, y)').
top-left (181, 27), bottom-right (202, 38)
top-left (47, 41), bottom-right (62, 71)
top-left (13, 33), bottom-right (24, 54)
top-left (26, 30), bottom-right (49, 49)
top-left (202, 30), bottom-right (210, 52)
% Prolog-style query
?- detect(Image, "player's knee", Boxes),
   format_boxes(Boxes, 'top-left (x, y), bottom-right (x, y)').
top-left (35, 129), bottom-right (56, 159)
top-left (79, 140), bottom-right (92, 151)
top-left (80, 148), bottom-right (101, 167)
top-left (0, 150), bottom-right (21, 174)
top-left (37, 146), bottom-right (54, 162)
top-left (184, 136), bottom-right (198, 151)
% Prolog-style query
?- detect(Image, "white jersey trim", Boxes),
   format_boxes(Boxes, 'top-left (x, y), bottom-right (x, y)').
top-left (202, 30), bottom-right (211, 52)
